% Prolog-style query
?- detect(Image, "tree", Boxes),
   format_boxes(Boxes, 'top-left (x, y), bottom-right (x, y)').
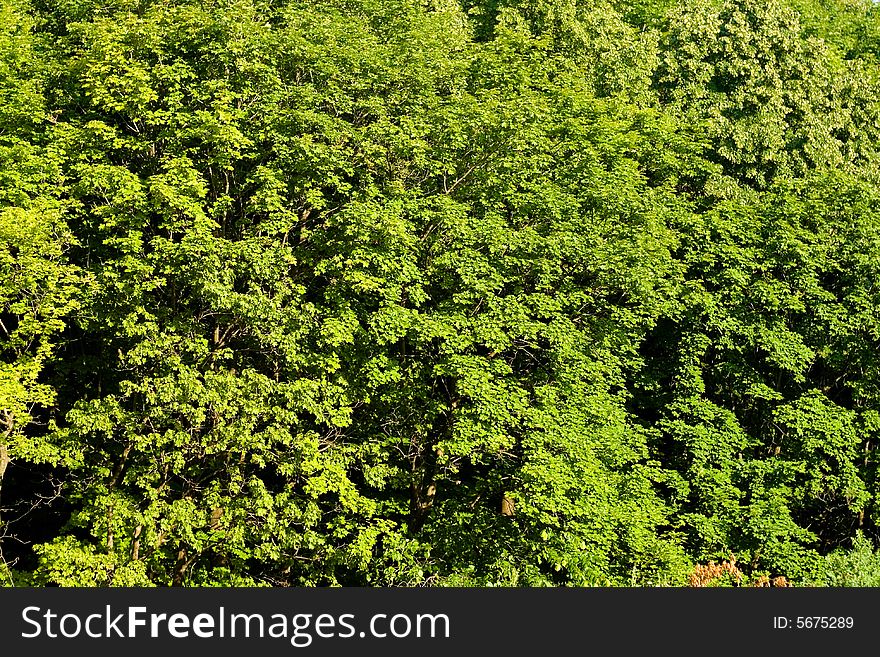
top-left (0, 0), bottom-right (79, 583)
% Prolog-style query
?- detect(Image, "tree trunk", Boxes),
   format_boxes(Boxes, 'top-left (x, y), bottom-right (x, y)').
top-left (0, 443), bottom-right (9, 486)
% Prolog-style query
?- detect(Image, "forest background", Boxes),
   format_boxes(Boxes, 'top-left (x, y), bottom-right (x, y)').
top-left (4, 0), bottom-right (880, 587)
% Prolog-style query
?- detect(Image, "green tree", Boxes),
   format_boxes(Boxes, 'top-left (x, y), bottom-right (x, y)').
top-left (655, 0), bottom-right (880, 188)
top-left (0, 0), bottom-right (79, 583)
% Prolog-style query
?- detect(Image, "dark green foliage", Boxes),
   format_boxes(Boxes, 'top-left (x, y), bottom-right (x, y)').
top-left (2, 0), bottom-right (880, 586)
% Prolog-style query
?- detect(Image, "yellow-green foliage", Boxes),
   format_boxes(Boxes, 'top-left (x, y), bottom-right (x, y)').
top-left (2, 0), bottom-right (880, 586)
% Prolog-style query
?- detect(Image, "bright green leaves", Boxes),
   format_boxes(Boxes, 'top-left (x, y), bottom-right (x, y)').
top-left (635, 169), bottom-right (880, 577)
top-left (774, 392), bottom-right (866, 505)
top-left (656, 0), bottom-right (880, 188)
top-left (4, 0), bottom-right (880, 588)
top-left (0, 1), bottom-right (81, 585)
top-left (0, 204), bottom-right (78, 450)
top-left (78, 26), bottom-right (157, 115)
top-left (0, 0), bottom-right (47, 133)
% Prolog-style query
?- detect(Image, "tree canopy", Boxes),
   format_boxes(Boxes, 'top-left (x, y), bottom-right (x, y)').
top-left (3, 0), bottom-right (880, 586)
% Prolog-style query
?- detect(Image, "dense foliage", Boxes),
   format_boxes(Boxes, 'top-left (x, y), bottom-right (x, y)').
top-left (3, 0), bottom-right (880, 586)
